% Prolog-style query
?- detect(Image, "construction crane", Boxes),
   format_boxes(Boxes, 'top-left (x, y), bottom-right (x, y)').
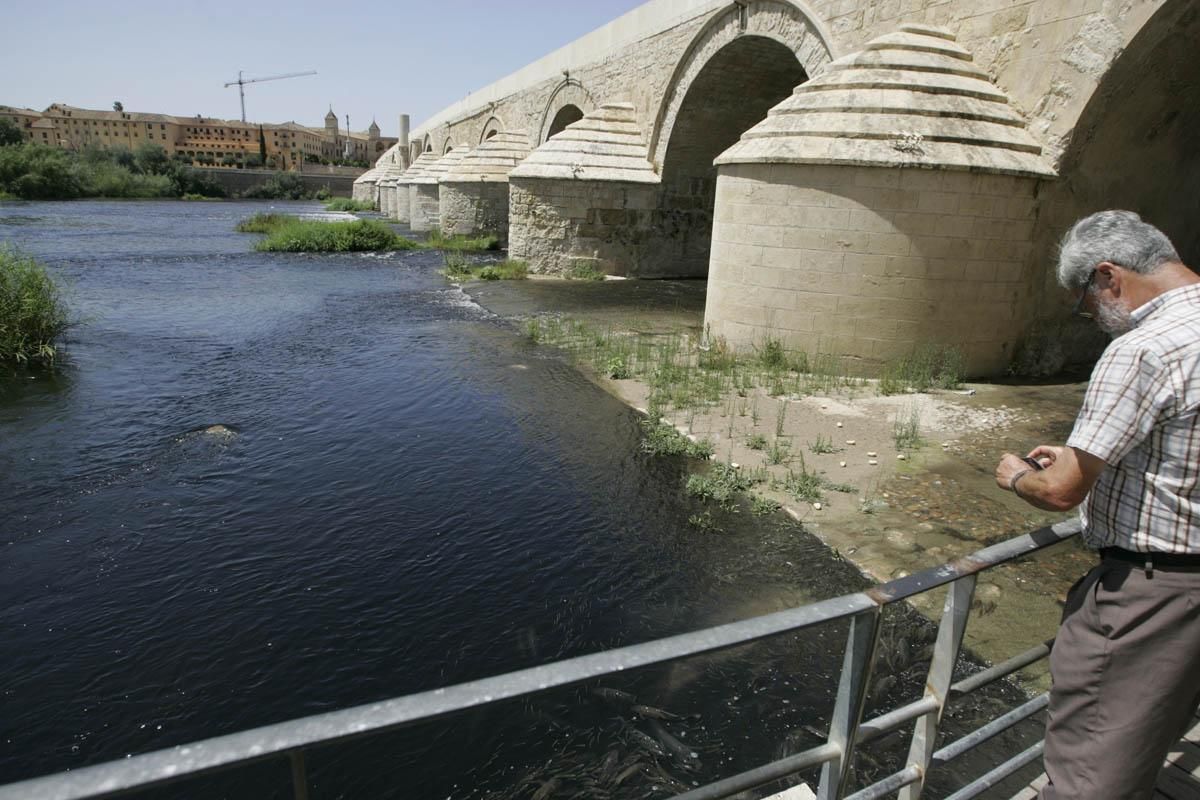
top-left (223, 70), bottom-right (317, 123)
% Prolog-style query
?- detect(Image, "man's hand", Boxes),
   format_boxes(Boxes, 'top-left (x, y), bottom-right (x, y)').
top-left (995, 452), bottom-right (1035, 492)
top-left (995, 445), bottom-right (1107, 512)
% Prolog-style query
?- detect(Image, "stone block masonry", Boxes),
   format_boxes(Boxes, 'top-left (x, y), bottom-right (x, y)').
top-left (705, 163), bottom-right (1040, 375)
top-left (508, 179), bottom-right (660, 276)
top-left (440, 182), bottom-right (511, 240)
top-left (409, 184), bottom-right (440, 233)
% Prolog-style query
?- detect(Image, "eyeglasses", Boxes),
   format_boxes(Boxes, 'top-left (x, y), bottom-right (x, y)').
top-left (1072, 270), bottom-right (1095, 319)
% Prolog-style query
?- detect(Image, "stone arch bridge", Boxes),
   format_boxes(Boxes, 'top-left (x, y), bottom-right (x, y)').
top-left (359, 0), bottom-right (1197, 375)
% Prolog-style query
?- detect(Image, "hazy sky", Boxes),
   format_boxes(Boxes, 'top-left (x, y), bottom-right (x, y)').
top-left (3, 1), bottom-right (648, 136)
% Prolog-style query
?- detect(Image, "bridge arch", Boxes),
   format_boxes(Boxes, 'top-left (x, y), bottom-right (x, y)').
top-left (479, 116), bottom-right (504, 144)
top-left (649, 0), bottom-right (834, 170)
top-left (442, 139), bottom-right (456, 155)
top-left (1027, 0), bottom-right (1200, 366)
top-left (538, 79), bottom-right (594, 145)
top-left (645, 0), bottom-right (832, 277)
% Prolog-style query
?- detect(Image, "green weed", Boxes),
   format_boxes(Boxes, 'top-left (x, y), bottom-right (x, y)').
top-left (686, 463), bottom-right (755, 510)
top-left (248, 217), bottom-right (416, 252)
top-left (750, 495), bottom-right (781, 516)
top-left (893, 403), bottom-right (923, 450)
top-left (878, 344), bottom-right (965, 395)
top-left (324, 198), bottom-right (375, 212)
top-left (567, 263), bottom-right (606, 281)
top-left (422, 227), bottom-right (501, 252)
top-left (765, 437), bottom-right (791, 466)
top-left (235, 213), bottom-right (293, 233)
top-left (809, 434), bottom-right (839, 454)
top-left (0, 246), bottom-right (70, 366)
top-left (746, 433), bottom-right (767, 450)
top-left (640, 419), bottom-right (714, 459)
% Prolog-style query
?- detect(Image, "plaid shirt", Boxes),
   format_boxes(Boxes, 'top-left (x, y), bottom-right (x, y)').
top-left (1067, 282), bottom-right (1200, 553)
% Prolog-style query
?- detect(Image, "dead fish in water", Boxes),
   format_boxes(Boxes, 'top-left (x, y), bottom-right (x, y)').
top-left (592, 687), bottom-right (636, 706)
top-left (597, 749), bottom-right (621, 784)
top-left (647, 720), bottom-right (701, 770)
top-left (642, 762), bottom-right (690, 794)
top-left (531, 778), bottom-right (560, 800)
top-left (631, 703), bottom-right (682, 721)
top-left (625, 726), bottom-right (667, 758)
top-left (612, 762), bottom-right (643, 787)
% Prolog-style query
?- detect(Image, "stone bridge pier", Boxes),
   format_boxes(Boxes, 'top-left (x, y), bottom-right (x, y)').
top-left (369, 0), bottom-right (1198, 375)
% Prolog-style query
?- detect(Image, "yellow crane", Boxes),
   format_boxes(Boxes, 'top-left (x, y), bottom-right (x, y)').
top-left (223, 70), bottom-right (317, 123)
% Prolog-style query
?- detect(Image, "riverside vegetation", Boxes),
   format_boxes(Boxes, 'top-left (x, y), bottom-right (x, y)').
top-left (523, 315), bottom-right (963, 524)
top-left (235, 213), bottom-right (415, 253)
top-left (324, 198), bottom-right (376, 212)
top-left (0, 118), bottom-right (333, 202)
top-left (0, 139), bottom-right (226, 200)
top-left (235, 214), bottom-right (509, 255)
top-left (0, 246), bottom-right (70, 366)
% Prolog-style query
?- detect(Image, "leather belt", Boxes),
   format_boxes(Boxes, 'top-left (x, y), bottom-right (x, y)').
top-left (1100, 547), bottom-right (1200, 570)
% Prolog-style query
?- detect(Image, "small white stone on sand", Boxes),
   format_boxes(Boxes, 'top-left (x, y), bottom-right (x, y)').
top-left (868, 459), bottom-right (879, 466)
top-left (867, 451), bottom-right (877, 458)
top-left (835, 422), bottom-right (843, 428)
top-left (731, 463), bottom-right (740, 469)
top-left (897, 454), bottom-right (906, 460)
top-left (845, 439), bottom-right (856, 445)
top-left (839, 461), bottom-right (847, 467)
top-left (812, 502), bottom-right (822, 510)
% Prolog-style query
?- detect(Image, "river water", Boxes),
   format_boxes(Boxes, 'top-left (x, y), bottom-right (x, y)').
top-left (0, 201), bottom-right (1035, 799)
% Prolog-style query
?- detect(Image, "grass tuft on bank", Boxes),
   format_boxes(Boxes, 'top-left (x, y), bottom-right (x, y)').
top-left (423, 228), bottom-right (501, 252)
top-left (443, 251), bottom-right (527, 282)
top-left (324, 198), bottom-right (375, 212)
top-left (0, 246), bottom-right (70, 366)
top-left (235, 213), bottom-right (294, 233)
top-left (235, 213), bottom-right (417, 252)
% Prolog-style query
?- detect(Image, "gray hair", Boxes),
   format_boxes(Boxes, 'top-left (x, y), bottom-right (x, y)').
top-left (1056, 210), bottom-right (1179, 290)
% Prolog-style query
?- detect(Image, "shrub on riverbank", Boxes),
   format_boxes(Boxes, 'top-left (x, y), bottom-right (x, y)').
top-left (241, 173), bottom-right (308, 200)
top-left (251, 217), bottom-right (417, 252)
top-left (235, 213), bottom-right (294, 233)
top-left (443, 253), bottom-right (527, 282)
top-left (0, 143), bottom-right (226, 200)
top-left (324, 198), bottom-right (375, 212)
top-left (0, 247), bottom-right (70, 366)
top-left (423, 228), bottom-right (501, 252)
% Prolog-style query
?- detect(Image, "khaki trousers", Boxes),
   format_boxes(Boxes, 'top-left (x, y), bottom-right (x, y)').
top-left (1040, 559), bottom-right (1200, 799)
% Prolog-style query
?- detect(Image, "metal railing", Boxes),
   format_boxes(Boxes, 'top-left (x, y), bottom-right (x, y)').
top-left (0, 518), bottom-right (1081, 800)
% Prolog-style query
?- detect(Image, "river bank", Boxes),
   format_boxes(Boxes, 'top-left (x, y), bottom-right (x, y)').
top-left (461, 275), bottom-right (1094, 691)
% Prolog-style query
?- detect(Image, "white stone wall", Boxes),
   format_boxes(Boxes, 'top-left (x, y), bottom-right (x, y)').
top-left (509, 178), bottom-right (660, 276)
top-left (410, 184), bottom-right (441, 233)
top-left (439, 182), bottom-right (511, 239)
top-left (704, 163), bottom-right (1041, 375)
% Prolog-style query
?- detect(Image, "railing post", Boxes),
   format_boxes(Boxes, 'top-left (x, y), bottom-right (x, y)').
top-left (289, 751), bottom-right (309, 800)
top-left (898, 574), bottom-right (977, 800)
top-left (818, 607), bottom-right (882, 800)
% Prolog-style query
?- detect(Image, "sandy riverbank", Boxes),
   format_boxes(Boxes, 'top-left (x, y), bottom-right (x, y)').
top-left (463, 276), bottom-right (1095, 690)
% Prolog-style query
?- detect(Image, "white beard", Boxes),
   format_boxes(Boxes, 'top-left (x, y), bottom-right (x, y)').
top-left (1095, 295), bottom-right (1134, 337)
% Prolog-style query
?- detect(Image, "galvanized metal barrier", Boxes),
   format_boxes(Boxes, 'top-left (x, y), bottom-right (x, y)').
top-left (0, 518), bottom-right (1082, 800)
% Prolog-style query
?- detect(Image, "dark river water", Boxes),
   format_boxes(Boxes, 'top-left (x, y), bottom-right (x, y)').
top-left (0, 201), bottom-right (1035, 799)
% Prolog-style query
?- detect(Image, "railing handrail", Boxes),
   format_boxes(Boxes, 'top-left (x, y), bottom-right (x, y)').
top-left (0, 518), bottom-right (1082, 800)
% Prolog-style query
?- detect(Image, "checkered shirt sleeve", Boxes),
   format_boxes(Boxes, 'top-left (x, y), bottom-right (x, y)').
top-left (1066, 284), bottom-right (1200, 553)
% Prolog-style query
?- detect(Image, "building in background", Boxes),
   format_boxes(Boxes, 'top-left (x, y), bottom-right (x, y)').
top-left (0, 103), bottom-right (397, 171)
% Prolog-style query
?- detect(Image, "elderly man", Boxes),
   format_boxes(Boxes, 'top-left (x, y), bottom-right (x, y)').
top-left (995, 210), bottom-right (1200, 799)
